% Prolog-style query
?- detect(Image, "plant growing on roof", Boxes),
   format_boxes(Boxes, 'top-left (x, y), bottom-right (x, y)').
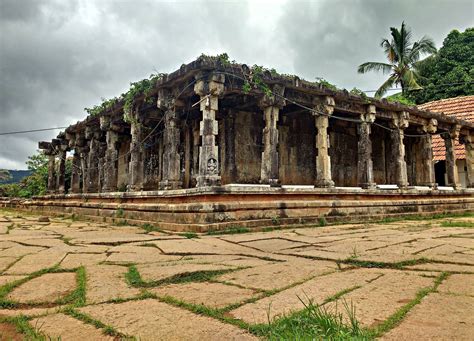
top-left (358, 21), bottom-right (436, 98)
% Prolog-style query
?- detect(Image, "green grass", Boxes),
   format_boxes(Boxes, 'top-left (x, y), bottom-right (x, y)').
top-left (260, 297), bottom-right (369, 340)
top-left (125, 265), bottom-right (238, 288)
top-left (378, 211), bottom-right (474, 224)
top-left (206, 227), bottom-right (251, 235)
top-left (180, 231), bottom-right (199, 239)
top-left (368, 272), bottom-right (449, 338)
top-left (440, 220), bottom-right (474, 228)
top-left (141, 223), bottom-right (163, 233)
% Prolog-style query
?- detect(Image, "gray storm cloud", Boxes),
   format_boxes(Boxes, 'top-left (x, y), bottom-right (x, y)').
top-left (0, 0), bottom-right (472, 169)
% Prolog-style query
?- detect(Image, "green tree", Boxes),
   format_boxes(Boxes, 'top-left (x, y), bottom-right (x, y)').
top-left (358, 22), bottom-right (437, 98)
top-left (408, 28), bottom-right (474, 104)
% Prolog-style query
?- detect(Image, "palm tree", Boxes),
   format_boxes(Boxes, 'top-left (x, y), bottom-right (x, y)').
top-left (358, 22), bottom-right (437, 98)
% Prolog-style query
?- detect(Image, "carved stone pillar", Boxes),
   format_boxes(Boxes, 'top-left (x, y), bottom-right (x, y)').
top-left (128, 112), bottom-right (145, 191)
top-left (56, 147), bottom-right (67, 194)
top-left (259, 85), bottom-right (285, 187)
top-left (314, 96), bottom-right (335, 188)
top-left (85, 134), bottom-right (100, 193)
top-left (71, 152), bottom-right (81, 193)
top-left (465, 134), bottom-right (474, 188)
top-left (418, 119), bottom-right (438, 188)
top-left (442, 125), bottom-right (461, 189)
top-left (158, 92), bottom-right (182, 190)
top-left (79, 146), bottom-right (89, 193)
top-left (357, 105), bottom-right (376, 189)
top-left (389, 111), bottom-right (409, 189)
top-left (46, 153), bottom-right (56, 193)
top-left (100, 117), bottom-right (119, 192)
top-left (194, 73), bottom-right (225, 187)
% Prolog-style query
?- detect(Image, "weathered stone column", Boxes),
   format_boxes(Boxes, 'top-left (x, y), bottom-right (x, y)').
top-left (465, 134), bottom-right (474, 188)
top-left (259, 85), bottom-right (285, 187)
top-left (85, 133), bottom-right (100, 193)
top-left (357, 105), bottom-right (376, 189)
top-left (70, 152), bottom-right (81, 193)
top-left (78, 146), bottom-right (89, 193)
top-left (442, 125), bottom-right (461, 189)
top-left (128, 111), bottom-right (145, 191)
top-left (314, 96), bottom-right (335, 188)
top-left (194, 73), bottom-right (225, 187)
top-left (158, 91), bottom-right (182, 190)
top-left (56, 147), bottom-right (67, 194)
top-left (389, 111), bottom-right (409, 189)
top-left (100, 117), bottom-right (119, 192)
top-left (418, 119), bottom-right (438, 188)
top-left (46, 153), bottom-right (56, 193)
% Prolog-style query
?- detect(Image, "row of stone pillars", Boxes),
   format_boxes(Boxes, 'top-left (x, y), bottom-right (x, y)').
top-left (45, 79), bottom-right (473, 194)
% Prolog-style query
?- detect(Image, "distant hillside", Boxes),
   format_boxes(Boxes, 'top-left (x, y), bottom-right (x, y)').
top-left (0, 170), bottom-right (33, 184)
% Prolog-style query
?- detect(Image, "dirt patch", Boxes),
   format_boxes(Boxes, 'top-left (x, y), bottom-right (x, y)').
top-left (7, 273), bottom-right (76, 303)
top-left (381, 293), bottom-right (474, 340)
top-left (79, 299), bottom-right (257, 340)
top-left (152, 282), bottom-right (256, 308)
top-left (0, 322), bottom-right (23, 341)
top-left (31, 313), bottom-right (114, 340)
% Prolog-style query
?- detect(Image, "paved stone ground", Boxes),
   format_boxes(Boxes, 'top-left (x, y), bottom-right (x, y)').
top-left (0, 209), bottom-right (472, 340)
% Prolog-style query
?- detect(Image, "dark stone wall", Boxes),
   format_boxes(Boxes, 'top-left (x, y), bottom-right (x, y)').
top-left (234, 111), bottom-right (263, 184)
top-left (330, 121), bottom-right (358, 187)
top-left (279, 112), bottom-right (315, 185)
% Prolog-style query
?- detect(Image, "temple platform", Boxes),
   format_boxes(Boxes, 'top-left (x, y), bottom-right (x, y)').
top-left (2, 185), bottom-right (474, 232)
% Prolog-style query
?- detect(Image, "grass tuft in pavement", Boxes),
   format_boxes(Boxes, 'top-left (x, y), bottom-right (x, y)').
top-left (0, 315), bottom-right (50, 340)
top-left (440, 220), bottom-right (474, 228)
top-left (56, 266), bottom-right (87, 307)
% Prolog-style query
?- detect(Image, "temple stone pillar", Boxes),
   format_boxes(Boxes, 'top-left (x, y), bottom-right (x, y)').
top-left (46, 153), bottom-right (56, 193)
top-left (194, 73), bottom-right (225, 187)
top-left (158, 92), bottom-right (182, 190)
top-left (389, 111), bottom-right (409, 189)
top-left (71, 152), bottom-right (81, 193)
top-left (100, 117), bottom-right (119, 192)
top-left (442, 125), bottom-right (461, 189)
top-left (357, 105), bottom-right (376, 189)
top-left (314, 96), bottom-right (335, 188)
top-left (128, 111), bottom-right (145, 191)
top-left (465, 134), bottom-right (474, 188)
top-left (419, 119), bottom-right (438, 188)
top-left (259, 85), bottom-right (285, 187)
top-left (79, 146), bottom-right (89, 193)
top-left (56, 147), bottom-right (67, 194)
top-left (85, 134), bottom-right (100, 193)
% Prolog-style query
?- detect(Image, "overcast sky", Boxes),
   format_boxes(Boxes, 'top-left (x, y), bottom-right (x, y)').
top-left (1, 0), bottom-right (473, 169)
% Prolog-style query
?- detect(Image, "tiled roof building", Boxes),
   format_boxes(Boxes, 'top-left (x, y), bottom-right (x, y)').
top-left (419, 95), bottom-right (474, 161)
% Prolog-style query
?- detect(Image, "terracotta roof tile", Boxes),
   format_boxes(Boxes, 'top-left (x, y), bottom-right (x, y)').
top-left (418, 96), bottom-right (474, 161)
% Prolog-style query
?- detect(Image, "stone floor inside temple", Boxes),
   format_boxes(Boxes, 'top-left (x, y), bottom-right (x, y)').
top-left (0, 209), bottom-right (472, 340)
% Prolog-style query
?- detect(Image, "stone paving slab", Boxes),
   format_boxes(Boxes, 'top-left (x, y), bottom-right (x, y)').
top-left (8, 273), bottom-right (76, 303)
top-left (151, 282), bottom-right (256, 308)
top-left (79, 299), bottom-right (258, 340)
top-left (0, 209), bottom-right (473, 340)
top-left (229, 268), bottom-right (383, 324)
top-left (86, 265), bottom-right (141, 304)
top-left (381, 293), bottom-right (474, 341)
top-left (437, 274), bottom-right (474, 296)
top-left (324, 271), bottom-right (434, 328)
top-left (217, 259), bottom-right (337, 290)
top-left (31, 313), bottom-right (114, 340)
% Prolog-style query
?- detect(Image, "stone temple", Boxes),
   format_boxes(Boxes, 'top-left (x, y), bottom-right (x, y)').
top-left (9, 56), bottom-right (474, 231)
